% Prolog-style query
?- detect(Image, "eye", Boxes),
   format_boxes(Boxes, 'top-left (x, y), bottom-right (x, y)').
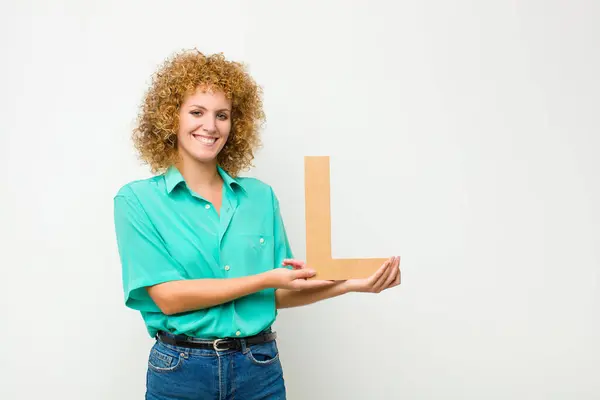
top-left (217, 113), bottom-right (229, 121)
top-left (190, 110), bottom-right (202, 117)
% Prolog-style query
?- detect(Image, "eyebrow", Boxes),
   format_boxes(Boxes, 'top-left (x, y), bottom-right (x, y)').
top-left (189, 105), bottom-right (231, 112)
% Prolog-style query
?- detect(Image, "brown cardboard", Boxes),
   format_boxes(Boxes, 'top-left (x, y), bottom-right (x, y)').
top-left (304, 156), bottom-right (396, 280)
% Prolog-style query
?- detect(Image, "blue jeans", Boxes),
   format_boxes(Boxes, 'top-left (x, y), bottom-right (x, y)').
top-left (145, 333), bottom-right (286, 399)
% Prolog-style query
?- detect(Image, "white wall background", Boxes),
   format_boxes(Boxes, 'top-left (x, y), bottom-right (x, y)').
top-left (1, 0), bottom-right (599, 399)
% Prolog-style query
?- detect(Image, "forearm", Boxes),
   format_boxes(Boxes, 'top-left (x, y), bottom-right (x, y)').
top-left (275, 281), bottom-right (351, 309)
top-left (148, 273), bottom-right (270, 315)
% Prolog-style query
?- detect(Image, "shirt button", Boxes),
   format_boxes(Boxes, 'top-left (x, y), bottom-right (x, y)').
top-left (224, 265), bottom-right (230, 271)
top-left (205, 204), bottom-right (211, 209)
top-left (236, 331), bottom-right (241, 336)
top-left (259, 238), bottom-right (265, 244)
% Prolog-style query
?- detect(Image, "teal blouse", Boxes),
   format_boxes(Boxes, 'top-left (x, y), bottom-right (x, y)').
top-left (113, 165), bottom-right (294, 339)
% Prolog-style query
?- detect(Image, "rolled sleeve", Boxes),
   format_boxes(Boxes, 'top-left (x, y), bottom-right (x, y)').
top-left (113, 188), bottom-right (186, 312)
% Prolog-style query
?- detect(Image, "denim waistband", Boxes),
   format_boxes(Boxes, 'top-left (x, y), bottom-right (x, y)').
top-left (158, 327), bottom-right (273, 343)
top-left (155, 328), bottom-right (275, 356)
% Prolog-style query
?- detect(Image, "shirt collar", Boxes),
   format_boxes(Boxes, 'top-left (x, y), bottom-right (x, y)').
top-left (164, 165), bottom-right (246, 195)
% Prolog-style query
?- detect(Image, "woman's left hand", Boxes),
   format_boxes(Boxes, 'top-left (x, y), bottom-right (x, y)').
top-left (281, 256), bottom-right (400, 294)
top-left (345, 256), bottom-right (400, 293)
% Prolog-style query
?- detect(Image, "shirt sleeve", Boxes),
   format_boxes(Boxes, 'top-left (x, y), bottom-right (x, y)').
top-left (113, 188), bottom-right (187, 312)
top-left (271, 189), bottom-right (294, 269)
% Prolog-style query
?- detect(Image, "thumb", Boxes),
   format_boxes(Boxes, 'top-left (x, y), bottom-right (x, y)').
top-left (291, 268), bottom-right (316, 279)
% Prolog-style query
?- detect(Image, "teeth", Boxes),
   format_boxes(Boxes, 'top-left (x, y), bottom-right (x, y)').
top-left (193, 135), bottom-right (217, 145)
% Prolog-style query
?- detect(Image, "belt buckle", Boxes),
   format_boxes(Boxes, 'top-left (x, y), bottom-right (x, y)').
top-left (213, 339), bottom-right (228, 351)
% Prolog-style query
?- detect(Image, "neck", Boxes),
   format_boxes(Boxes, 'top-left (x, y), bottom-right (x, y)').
top-left (174, 156), bottom-right (223, 192)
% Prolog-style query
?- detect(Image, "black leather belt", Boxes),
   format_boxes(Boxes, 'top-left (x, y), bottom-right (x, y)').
top-left (156, 330), bottom-right (277, 351)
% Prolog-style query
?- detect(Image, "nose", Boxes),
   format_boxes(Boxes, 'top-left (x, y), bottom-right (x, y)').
top-left (202, 117), bottom-right (217, 133)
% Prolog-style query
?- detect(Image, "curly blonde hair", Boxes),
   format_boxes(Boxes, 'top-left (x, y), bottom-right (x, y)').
top-left (132, 50), bottom-right (265, 176)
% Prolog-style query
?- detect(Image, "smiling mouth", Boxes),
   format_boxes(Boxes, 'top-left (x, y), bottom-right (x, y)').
top-left (191, 133), bottom-right (218, 145)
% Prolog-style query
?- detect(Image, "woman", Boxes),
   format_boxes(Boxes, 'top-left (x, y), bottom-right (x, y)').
top-left (113, 50), bottom-right (400, 399)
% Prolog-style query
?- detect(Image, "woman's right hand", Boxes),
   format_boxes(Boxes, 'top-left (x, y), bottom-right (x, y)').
top-left (263, 264), bottom-right (336, 291)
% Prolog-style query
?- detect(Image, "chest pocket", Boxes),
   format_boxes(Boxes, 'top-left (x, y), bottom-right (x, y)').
top-left (228, 233), bottom-right (275, 276)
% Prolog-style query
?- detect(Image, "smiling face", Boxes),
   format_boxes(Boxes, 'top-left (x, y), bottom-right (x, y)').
top-left (176, 86), bottom-right (232, 167)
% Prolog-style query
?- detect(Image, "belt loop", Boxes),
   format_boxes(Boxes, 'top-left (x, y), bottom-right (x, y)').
top-left (240, 337), bottom-right (249, 353)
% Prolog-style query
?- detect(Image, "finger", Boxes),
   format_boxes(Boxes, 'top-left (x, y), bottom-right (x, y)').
top-left (282, 258), bottom-right (303, 265)
top-left (382, 257), bottom-right (400, 289)
top-left (372, 257), bottom-right (394, 292)
top-left (291, 268), bottom-right (316, 280)
top-left (373, 257), bottom-right (393, 286)
top-left (381, 264), bottom-right (398, 290)
top-left (372, 272), bottom-right (391, 292)
top-left (388, 271), bottom-right (401, 288)
top-left (282, 259), bottom-right (306, 269)
top-left (389, 259), bottom-right (401, 287)
top-left (367, 259), bottom-right (391, 286)
top-left (395, 257), bottom-right (401, 284)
